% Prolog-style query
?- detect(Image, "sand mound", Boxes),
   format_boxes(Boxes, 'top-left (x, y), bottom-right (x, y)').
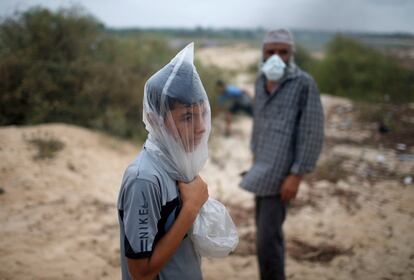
top-left (0, 124), bottom-right (138, 279)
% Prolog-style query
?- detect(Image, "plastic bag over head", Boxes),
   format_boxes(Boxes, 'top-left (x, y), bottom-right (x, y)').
top-left (143, 43), bottom-right (211, 182)
top-left (143, 43), bottom-right (238, 258)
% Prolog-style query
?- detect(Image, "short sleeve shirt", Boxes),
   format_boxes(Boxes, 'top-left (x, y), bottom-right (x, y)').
top-left (117, 147), bottom-right (202, 280)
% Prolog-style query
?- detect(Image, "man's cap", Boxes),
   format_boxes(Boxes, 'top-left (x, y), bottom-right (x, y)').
top-left (263, 29), bottom-right (294, 46)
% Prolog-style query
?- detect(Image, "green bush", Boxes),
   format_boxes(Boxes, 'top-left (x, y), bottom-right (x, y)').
top-left (0, 7), bottom-right (226, 140)
top-left (294, 44), bottom-right (316, 72)
top-left (312, 35), bottom-right (414, 103)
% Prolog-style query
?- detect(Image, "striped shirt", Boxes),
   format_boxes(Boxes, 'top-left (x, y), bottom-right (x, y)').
top-left (240, 66), bottom-right (324, 196)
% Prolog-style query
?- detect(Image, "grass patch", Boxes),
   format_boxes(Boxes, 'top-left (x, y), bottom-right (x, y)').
top-left (26, 132), bottom-right (65, 160)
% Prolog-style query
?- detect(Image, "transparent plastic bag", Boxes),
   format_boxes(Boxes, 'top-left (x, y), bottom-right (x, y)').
top-left (143, 42), bottom-right (211, 183)
top-left (190, 198), bottom-right (239, 258)
top-left (143, 43), bottom-right (238, 258)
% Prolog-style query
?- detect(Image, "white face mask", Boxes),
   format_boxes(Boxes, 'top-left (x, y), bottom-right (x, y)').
top-left (261, 54), bottom-right (286, 81)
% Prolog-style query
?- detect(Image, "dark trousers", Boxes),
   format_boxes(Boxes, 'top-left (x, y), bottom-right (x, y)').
top-left (255, 195), bottom-right (287, 280)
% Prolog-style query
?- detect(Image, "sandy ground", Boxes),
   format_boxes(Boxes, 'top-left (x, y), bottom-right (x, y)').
top-left (1, 44), bottom-right (413, 279)
top-left (0, 125), bottom-right (134, 279)
top-left (197, 44), bottom-right (260, 97)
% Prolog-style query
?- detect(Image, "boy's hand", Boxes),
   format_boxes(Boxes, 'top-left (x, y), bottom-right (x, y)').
top-left (178, 176), bottom-right (208, 214)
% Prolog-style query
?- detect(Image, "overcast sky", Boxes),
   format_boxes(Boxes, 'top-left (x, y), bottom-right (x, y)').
top-left (1, 0), bottom-right (414, 34)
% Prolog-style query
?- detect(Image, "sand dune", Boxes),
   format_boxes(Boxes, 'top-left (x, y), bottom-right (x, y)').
top-left (0, 124), bottom-right (137, 279)
top-left (1, 97), bottom-right (413, 279)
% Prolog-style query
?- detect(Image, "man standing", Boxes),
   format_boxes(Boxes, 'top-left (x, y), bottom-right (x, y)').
top-left (240, 29), bottom-right (324, 280)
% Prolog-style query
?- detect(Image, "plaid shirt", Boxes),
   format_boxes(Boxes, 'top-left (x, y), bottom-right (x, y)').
top-left (240, 66), bottom-right (324, 196)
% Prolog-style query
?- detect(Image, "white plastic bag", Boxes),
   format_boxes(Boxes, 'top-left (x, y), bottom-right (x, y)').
top-left (190, 198), bottom-right (239, 258)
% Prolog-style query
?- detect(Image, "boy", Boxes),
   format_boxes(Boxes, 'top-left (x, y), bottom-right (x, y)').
top-left (118, 43), bottom-right (211, 280)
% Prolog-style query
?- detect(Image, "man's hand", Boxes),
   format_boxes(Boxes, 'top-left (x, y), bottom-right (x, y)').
top-left (280, 174), bottom-right (303, 202)
top-left (178, 176), bottom-right (209, 214)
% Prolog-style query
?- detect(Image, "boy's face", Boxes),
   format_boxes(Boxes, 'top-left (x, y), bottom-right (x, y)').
top-left (165, 102), bottom-right (208, 152)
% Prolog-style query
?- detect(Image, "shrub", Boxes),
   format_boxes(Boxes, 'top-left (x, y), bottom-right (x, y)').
top-left (313, 35), bottom-right (414, 103)
top-left (0, 7), bottom-right (225, 140)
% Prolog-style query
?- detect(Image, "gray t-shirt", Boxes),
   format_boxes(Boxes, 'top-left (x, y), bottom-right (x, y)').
top-left (117, 147), bottom-right (202, 280)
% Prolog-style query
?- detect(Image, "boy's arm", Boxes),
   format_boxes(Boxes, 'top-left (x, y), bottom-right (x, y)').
top-left (127, 176), bottom-right (208, 280)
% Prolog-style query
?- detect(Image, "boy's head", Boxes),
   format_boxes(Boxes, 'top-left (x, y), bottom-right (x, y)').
top-left (145, 60), bottom-right (205, 115)
top-left (144, 53), bottom-right (209, 152)
top-left (142, 43), bottom-right (210, 181)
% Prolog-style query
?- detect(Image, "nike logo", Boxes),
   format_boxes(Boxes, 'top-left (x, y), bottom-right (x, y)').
top-left (141, 192), bottom-right (148, 208)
